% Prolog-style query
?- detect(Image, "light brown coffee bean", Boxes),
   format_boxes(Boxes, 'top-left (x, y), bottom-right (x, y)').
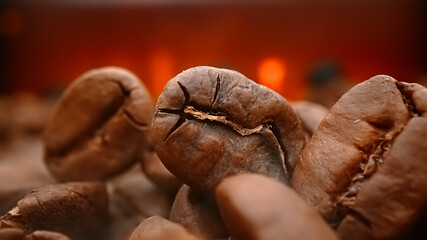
top-left (293, 75), bottom-right (427, 239)
top-left (128, 215), bottom-right (203, 240)
top-left (169, 185), bottom-right (229, 239)
top-left (216, 174), bottom-right (338, 240)
top-left (27, 230), bottom-right (70, 240)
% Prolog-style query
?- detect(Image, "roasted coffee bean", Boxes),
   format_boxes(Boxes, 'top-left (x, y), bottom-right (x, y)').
top-left (44, 67), bottom-right (154, 181)
top-left (27, 230), bottom-right (70, 240)
top-left (169, 185), bottom-right (229, 239)
top-left (0, 182), bottom-right (108, 240)
top-left (293, 75), bottom-right (427, 239)
top-left (291, 101), bottom-right (329, 135)
top-left (215, 174), bottom-right (338, 240)
top-left (0, 229), bottom-right (70, 240)
top-left (152, 66), bottom-right (308, 192)
top-left (128, 215), bottom-right (203, 240)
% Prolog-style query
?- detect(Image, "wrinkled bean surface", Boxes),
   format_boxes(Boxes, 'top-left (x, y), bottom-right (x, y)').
top-left (152, 66), bottom-right (308, 192)
top-left (293, 75), bottom-right (427, 239)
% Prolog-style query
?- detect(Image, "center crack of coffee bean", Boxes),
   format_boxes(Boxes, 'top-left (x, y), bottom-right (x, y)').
top-left (51, 82), bottom-right (139, 159)
top-left (158, 80), bottom-right (289, 177)
top-left (337, 136), bottom-right (395, 208)
top-left (396, 82), bottom-right (421, 117)
top-left (160, 81), bottom-right (272, 140)
top-left (334, 83), bottom-right (419, 228)
top-left (183, 106), bottom-right (266, 136)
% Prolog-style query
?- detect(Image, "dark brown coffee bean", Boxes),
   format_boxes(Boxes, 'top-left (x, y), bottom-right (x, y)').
top-left (216, 173), bottom-right (338, 240)
top-left (291, 101), bottom-right (329, 135)
top-left (293, 75), bottom-right (427, 239)
top-left (128, 215), bottom-right (203, 240)
top-left (152, 66), bottom-right (308, 192)
top-left (0, 182), bottom-right (108, 240)
top-left (169, 185), bottom-right (229, 239)
top-left (44, 67), bottom-right (154, 181)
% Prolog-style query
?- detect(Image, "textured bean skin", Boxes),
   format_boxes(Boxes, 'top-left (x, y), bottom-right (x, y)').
top-left (293, 75), bottom-right (427, 239)
top-left (0, 229), bottom-right (74, 240)
top-left (44, 66), bottom-right (153, 181)
top-left (152, 66), bottom-right (308, 192)
top-left (0, 182), bottom-right (108, 240)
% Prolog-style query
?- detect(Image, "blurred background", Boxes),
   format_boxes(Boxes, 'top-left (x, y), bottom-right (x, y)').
top-left (0, 0), bottom-right (426, 103)
top-left (0, 1), bottom-right (426, 239)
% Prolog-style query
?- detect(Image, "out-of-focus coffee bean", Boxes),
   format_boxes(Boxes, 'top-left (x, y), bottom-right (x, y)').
top-left (44, 66), bottom-right (154, 181)
top-left (128, 215), bottom-right (203, 240)
top-left (216, 173), bottom-right (338, 240)
top-left (0, 228), bottom-right (71, 240)
top-left (169, 185), bottom-right (229, 239)
top-left (0, 182), bottom-right (108, 240)
top-left (27, 230), bottom-right (70, 240)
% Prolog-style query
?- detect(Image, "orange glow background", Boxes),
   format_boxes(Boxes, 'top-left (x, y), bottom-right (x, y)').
top-left (0, 0), bottom-right (425, 101)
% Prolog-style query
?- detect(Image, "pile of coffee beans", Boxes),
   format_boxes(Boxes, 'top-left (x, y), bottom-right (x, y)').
top-left (0, 66), bottom-right (425, 240)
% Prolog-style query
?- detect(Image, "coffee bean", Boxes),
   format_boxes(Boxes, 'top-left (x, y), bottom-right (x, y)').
top-left (0, 229), bottom-right (71, 240)
top-left (0, 182), bottom-right (108, 240)
top-left (27, 230), bottom-right (70, 240)
top-left (152, 66), bottom-right (308, 192)
top-left (292, 75), bottom-right (427, 239)
top-left (169, 185), bottom-right (228, 239)
top-left (43, 67), bottom-right (154, 181)
top-left (128, 215), bottom-right (203, 240)
top-left (216, 174), bottom-right (338, 240)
